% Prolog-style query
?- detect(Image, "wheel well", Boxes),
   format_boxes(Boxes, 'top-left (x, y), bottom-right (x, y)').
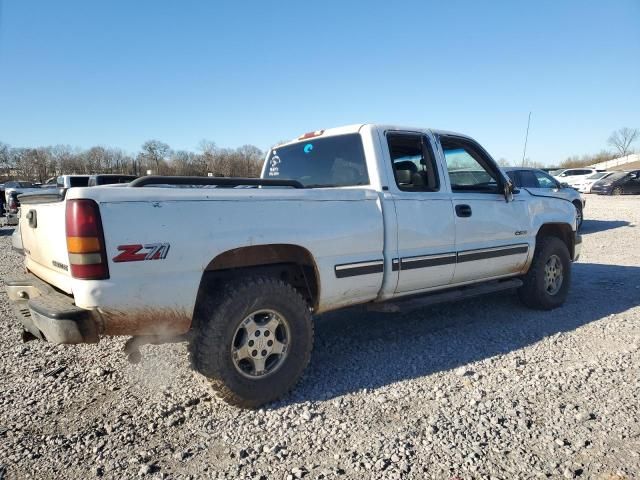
top-left (195, 244), bottom-right (320, 315)
top-left (536, 223), bottom-right (574, 258)
top-left (572, 200), bottom-right (581, 208)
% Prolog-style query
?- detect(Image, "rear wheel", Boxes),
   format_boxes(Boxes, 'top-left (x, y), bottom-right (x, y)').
top-left (189, 276), bottom-right (313, 408)
top-left (611, 186), bottom-right (623, 195)
top-left (518, 237), bottom-right (571, 310)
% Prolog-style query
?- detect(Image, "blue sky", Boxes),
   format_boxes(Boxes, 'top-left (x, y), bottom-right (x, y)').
top-left (0, 0), bottom-right (638, 165)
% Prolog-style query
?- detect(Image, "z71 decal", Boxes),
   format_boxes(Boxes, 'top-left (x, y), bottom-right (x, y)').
top-left (113, 243), bottom-right (170, 263)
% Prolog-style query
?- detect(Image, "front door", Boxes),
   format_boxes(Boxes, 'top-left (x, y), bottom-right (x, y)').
top-left (438, 135), bottom-right (530, 284)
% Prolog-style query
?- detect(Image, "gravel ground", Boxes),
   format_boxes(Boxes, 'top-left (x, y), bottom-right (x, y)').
top-left (0, 195), bottom-right (639, 480)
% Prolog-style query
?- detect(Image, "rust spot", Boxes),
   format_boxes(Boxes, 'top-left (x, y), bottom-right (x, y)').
top-left (99, 307), bottom-right (191, 337)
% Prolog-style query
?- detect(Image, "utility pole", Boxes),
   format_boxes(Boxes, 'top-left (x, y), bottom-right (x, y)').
top-left (521, 111), bottom-right (532, 166)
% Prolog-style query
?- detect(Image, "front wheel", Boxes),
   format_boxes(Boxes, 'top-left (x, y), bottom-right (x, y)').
top-left (611, 186), bottom-right (623, 196)
top-left (518, 237), bottom-right (571, 310)
top-left (189, 276), bottom-right (314, 408)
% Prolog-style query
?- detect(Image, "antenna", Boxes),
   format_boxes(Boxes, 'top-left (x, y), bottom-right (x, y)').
top-left (521, 111), bottom-right (532, 166)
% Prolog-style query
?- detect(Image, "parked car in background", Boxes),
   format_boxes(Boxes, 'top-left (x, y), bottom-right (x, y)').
top-left (11, 220), bottom-right (23, 253)
top-left (88, 174), bottom-right (138, 186)
top-left (3, 183), bottom-right (45, 225)
top-left (574, 171), bottom-right (616, 193)
top-left (4, 191), bottom-right (23, 226)
top-left (552, 168), bottom-right (600, 188)
top-left (3, 180), bottom-right (37, 189)
top-left (503, 167), bottom-right (586, 229)
top-left (591, 170), bottom-right (640, 195)
top-left (55, 175), bottom-right (90, 188)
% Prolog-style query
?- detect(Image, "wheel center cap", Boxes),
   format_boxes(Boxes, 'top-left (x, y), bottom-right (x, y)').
top-left (254, 336), bottom-right (268, 351)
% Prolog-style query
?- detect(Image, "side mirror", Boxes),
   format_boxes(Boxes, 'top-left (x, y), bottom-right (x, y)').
top-left (502, 179), bottom-right (515, 202)
top-left (559, 182), bottom-right (570, 188)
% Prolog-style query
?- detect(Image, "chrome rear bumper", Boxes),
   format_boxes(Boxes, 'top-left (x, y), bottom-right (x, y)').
top-left (4, 274), bottom-right (98, 344)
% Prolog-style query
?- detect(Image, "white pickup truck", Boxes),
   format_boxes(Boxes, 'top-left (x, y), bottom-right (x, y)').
top-left (6, 124), bottom-right (581, 407)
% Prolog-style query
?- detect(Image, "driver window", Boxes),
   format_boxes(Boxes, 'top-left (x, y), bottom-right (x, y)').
top-left (441, 138), bottom-right (499, 193)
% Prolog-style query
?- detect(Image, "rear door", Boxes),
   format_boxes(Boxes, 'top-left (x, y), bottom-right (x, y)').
top-left (437, 135), bottom-right (530, 284)
top-left (384, 131), bottom-right (456, 293)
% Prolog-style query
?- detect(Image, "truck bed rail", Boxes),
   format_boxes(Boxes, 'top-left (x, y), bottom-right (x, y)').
top-left (128, 176), bottom-right (304, 189)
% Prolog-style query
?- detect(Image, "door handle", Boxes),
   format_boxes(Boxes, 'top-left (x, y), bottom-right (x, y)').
top-left (455, 204), bottom-right (472, 217)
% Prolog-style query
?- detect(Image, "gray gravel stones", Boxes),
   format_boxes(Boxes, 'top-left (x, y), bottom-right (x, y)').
top-left (1, 195), bottom-right (640, 479)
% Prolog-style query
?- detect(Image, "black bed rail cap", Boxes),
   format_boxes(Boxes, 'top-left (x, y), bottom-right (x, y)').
top-left (128, 176), bottom-right (303, 189)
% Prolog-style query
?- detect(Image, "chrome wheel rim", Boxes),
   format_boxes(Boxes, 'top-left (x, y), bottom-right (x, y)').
top-left (231, 309), bottom-right (290, 379)
top-left (544, 254), bottom-right (563, 296)
top-left (576, 207), bottom-right (582, 226)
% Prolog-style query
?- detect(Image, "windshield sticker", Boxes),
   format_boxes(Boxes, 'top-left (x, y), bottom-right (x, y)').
top-left (303, 143), bottom-right (314, 154)
top-left (269, 155), bottom-right (280, 176)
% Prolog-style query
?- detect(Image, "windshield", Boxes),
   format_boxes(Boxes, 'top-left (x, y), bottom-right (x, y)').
top-left (602, 172), bottom-right (628, 182)
top-left (264, 133), bottom-right (369, 188)
top-left (587, 172), bottom-right (609, 180)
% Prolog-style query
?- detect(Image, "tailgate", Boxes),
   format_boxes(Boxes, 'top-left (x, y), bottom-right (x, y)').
top-left (19, 192), bottom-right (73, 293)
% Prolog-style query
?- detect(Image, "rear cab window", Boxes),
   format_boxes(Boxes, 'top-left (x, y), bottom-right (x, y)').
top-left (264, 133), bottom-right (369, 188)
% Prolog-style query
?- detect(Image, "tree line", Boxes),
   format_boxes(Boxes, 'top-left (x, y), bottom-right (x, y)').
top-left (0, 140), bottom-right (265, 183)
top-left (553, 127), bottom-right (639, 169)
top-left (1, 127), bottom-right (637, 182)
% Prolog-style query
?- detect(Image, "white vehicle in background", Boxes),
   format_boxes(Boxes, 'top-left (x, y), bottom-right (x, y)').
top-left (5, 124), bottom-right (581, 408)
top-left (553, 168), bottom-right (600, 188)
top-left (575, 171), bottom-right (616, 193)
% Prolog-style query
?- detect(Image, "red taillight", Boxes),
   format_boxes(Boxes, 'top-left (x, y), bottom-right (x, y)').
top-left (8, 196), bottom-right (17, 212)
top-left (297, 129), bottom-right (324, 140)
top-left (65, 199), bottom-right (109, 280)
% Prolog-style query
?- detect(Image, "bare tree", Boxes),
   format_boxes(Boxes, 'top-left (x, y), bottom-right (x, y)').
top-left (0, 142), bottom-right (11, 179)
top-left (140, 140), bottom-right (171, 174)
top-left (0, 139), bottom-right (264, 180)
top-left (607, 127), bottom-right (639, 157)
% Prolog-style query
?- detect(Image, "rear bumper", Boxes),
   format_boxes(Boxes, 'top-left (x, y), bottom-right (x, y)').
top-left (590, 186), bottom-right (612, 195)
top-left (4, 274), bottom-right (98, 344)
top-left (4, 213), bottom-right (19, 226)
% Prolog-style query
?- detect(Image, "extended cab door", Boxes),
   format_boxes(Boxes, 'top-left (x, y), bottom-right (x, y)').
top-left (437, 135), bottom-right (530, 284)
top-left (384, 131), bottom-right (456, 293)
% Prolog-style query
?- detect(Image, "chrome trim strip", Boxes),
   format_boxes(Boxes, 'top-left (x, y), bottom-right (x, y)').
top-left (334, 260), bottom-right (384, 278)
top-left (457, 244), bottom-right (529, 263)
top-left (457, 243), bottom-right (529, 256)
top-left (335, 260), bottom-right (384, 271)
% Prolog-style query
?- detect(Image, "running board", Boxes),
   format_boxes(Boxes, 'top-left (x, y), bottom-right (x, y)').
top-left (367, 278), bottom-right (523, 313)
